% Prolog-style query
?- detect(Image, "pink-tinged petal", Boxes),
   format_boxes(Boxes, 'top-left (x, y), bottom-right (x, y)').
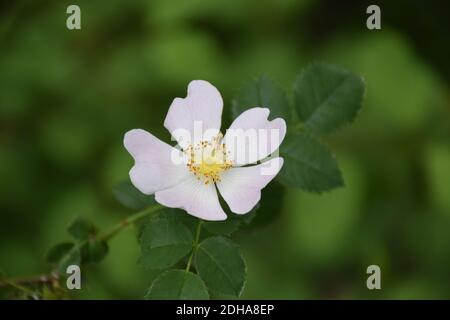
top-left (224, 107), bottom-right (286, 166)
top-left (164, 80), bottom-right (223, 149)
top-left (155, 176), bottom-right (227, 221)
top-left (124, 129), bottom-right (189, 194)
top-left (217, 157), bottom-right (284, 214)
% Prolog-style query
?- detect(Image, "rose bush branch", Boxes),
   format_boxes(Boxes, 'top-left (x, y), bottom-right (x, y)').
top-left (1, 63), bottom-right (365, 300)
top-left (0, 203), bottom-right (163, 294)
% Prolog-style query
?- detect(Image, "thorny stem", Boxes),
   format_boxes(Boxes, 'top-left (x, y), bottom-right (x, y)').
top-left (1, 279), bottom-right (37, 296)
top-left (0, 204), bottom-right (163, 290)
top-left (185, 220), bottom-right (203, 273)
top-left (0, 271), bottom-right (59, 289)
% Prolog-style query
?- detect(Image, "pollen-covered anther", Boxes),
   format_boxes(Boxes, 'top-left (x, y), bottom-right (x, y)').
top-left (186, 135), bottom-right (233, 184)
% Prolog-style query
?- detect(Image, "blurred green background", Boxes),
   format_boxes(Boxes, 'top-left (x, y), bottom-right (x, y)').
top-left (1, 0), bottom-right (449, 299)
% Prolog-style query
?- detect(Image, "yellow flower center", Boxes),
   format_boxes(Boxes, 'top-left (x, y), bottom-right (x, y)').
top-left (186, 134), bottom-right (233, 184)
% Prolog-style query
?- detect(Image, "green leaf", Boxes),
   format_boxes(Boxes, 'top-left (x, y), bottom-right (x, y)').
top-left (232, 75), bottom-right (292, 121)
top-left (113, 181), bottom-right (157, 210)
top-left (46, 243), bottom-right (81, 273)
top-left (237, 209), bottom-right (256, 225)
top-left (67, 216), bottom-right (97, 240)
top-left (46, 242), bottom-right (75, 264)
top-left (204, 219), bottom-right (241, 236)
top-left (59, 246), bottom-right (81, 273)
top-left (81, 240), bottom-right (108, 264)
top-left (293, 63), bottom-right (365, 135)
top-left (204, 191), bottom-right (286, 234)
top-left (278, 132), bottom-right (343, 192)
top-left (166, 208), bottom-right (200, 234)
top-left (145, 270), bottom-right (209, 300)
top-left (242, 181), bottom-right (285, 229)
top-left (139, 214), bottom-right (193, 269)
top-left (195, 237), bottom-right (246, 297)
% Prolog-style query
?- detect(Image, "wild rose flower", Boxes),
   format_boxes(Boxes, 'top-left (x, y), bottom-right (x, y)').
top-left (124, 80), bottom-right (286, 221)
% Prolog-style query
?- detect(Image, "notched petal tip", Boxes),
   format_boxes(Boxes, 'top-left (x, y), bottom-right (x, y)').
top-left (187, 79), bottom-right (219, 93)
top-left (260, 107), bottom-right (271, 116)
top-left (278, 157), bottom-right (285, 169)
top-left (271, 117), bottom-right (287, 141)
top-left (124, 129), bottom-right (191, 194)
top-left (129, 165), bottom-right (153, 195)
top-left (217, 157), bottom-right (284, 216)
top-left (198, 211), bottom-right (227, 221)
top-left (225, 107), bottom-right (287, 165)
top-left (232, 194), bottom-right (261, 215)
top-left (123, 128), bottom-right (149, 152)
top-left (164, 79), bottom-right (224, 149)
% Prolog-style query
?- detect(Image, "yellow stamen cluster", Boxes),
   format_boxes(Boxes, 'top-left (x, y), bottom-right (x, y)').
top-left (186, 134), bottom-right (233, 184)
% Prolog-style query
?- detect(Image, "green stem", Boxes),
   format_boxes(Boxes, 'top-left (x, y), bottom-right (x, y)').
top-left (100, 204), bottom-right (163, 241)
top-left (2, 279), bottom-right (37, 296)
top-left (185, 220), bottom-right (203, 273)
top-left (0, 204), bottom-right (163, 290)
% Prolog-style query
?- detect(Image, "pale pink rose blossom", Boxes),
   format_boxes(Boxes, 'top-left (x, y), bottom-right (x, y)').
top-left (124, 80), bottom-right (286, 221)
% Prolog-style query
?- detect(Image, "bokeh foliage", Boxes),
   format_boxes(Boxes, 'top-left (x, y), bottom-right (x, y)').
top-left (1, 0), bottom-right (449, 299)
